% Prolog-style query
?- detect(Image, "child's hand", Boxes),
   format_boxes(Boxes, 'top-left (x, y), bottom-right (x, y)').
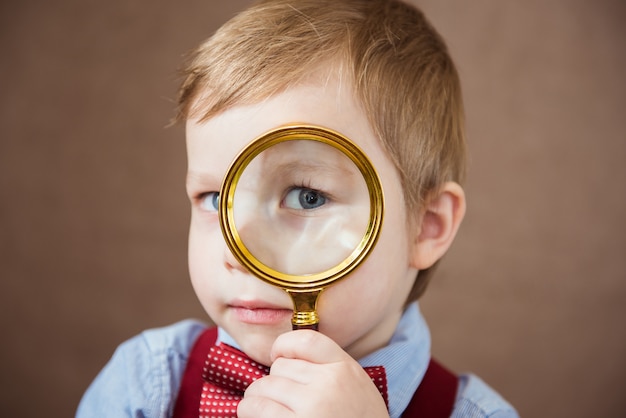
top-left (237, 330), bottom-right (389, 418)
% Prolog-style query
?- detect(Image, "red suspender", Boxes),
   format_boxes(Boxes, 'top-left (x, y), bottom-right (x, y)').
top-left (401, 358), bottom-right (458, 417)
top-left (173, 327), bottom-right (458, 418)
top-left (173, 327), bottom-right (218, 418)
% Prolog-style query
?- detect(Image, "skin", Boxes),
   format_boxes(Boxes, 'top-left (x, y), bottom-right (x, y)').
top-left (185, 75), bottom-right (465, 417)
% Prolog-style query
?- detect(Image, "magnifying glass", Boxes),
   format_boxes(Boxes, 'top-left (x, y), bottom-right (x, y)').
top-left (219, 125), bottom-right (384, 330)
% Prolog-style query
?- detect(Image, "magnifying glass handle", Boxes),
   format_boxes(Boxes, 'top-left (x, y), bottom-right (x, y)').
top-left (288, 290), bottom-right (321, 332)
top-left (293, 323), bottom-right (319, 331)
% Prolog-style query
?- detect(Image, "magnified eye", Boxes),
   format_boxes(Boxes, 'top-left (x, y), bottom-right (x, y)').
top-left (284, 187), bottom-right (327, 210)
top-left (199, 192), bottom-right (220, 212)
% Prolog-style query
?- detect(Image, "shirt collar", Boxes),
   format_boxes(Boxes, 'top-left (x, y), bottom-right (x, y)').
top-left (218, 302), bottom-right (430, 418)
top-left (358, 303), bottom-right (431, 418)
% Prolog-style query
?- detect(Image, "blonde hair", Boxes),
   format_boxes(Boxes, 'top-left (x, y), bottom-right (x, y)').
top-left (177, 0), bottom-right (466, 301)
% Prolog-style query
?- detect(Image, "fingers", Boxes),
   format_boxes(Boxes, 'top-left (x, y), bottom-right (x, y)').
top-left (240, 331), bottom-right (390, 418)
top-left (238, 375), bottom-right (303, 418)
top-left (270, 357), bottom-right (314, 384)
top-left (270, 329), bottom-right (349, 364)
top-left (241, 357), bottom-right (389, 418)
top-left (237, 393), bottom-right (292, 418)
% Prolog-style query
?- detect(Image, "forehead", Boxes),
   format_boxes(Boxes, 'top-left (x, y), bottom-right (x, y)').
top-left (186, 79), bottom-right (381, 168)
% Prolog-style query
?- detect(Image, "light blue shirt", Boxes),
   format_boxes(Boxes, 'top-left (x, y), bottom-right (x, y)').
top-left (77, 304), bottom-right (518, 417)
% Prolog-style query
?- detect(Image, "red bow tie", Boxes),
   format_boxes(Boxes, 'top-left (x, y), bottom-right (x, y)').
top-left (199, 342), bottom-right (388, 417)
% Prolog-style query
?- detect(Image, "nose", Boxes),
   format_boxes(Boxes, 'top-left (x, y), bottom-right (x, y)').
top-left (223, 244), bottom-right (248, 273)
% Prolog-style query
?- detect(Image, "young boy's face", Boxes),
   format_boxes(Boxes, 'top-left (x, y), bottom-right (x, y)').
top-left (186, 75), bottom-right (419, 365)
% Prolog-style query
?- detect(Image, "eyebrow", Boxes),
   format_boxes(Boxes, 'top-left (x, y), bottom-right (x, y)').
top-left (275, 160), bottom-right (357, 179)
top-left (186, 170), bottom-right (222, 190)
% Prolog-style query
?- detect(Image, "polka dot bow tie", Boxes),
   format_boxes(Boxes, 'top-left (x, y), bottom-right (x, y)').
top-left (200, 342), bottom-right (388, 417)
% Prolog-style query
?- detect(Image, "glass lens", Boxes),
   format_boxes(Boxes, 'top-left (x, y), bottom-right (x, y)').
top-left (231, 139), bottom-right (370, 276)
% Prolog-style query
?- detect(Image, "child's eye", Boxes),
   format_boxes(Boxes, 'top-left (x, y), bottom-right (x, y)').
top-left (199, 192), bottom-right (220, 212)
top-left (283, 187), bottom-right (327, 210)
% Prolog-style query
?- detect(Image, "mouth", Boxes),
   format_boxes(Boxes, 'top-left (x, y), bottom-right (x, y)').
top-left (228, 299), bottom-right (293, 325)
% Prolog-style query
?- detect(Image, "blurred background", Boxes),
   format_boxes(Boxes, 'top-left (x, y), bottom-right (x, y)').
top-left (1, 0), bottom-right (624, 416)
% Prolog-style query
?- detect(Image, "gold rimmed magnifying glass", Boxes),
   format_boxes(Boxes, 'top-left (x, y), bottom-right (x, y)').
top-left (219, 125), bottom-right (384, 330)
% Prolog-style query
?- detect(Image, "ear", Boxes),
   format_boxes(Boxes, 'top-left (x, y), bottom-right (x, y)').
top-left (409, 182), bottom-right (466, 270)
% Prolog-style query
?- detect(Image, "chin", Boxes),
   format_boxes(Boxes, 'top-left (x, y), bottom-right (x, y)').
top-left (237, 333), bottom-right (277, 365)
top-left (230, 323), bottom-right (291, 365)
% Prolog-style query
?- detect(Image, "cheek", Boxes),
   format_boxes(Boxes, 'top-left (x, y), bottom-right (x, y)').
top-left (318, 250), bottom-right (400, 324)
top-left (188, 226), bottom-right (205, 279)
top-left (187, 219), bottom-right (222, 293)
top-left (316, 205), bottom-right (414, 334)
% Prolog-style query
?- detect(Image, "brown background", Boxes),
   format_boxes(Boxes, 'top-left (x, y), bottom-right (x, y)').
top-left (1, 1), bottom-right (625, 417)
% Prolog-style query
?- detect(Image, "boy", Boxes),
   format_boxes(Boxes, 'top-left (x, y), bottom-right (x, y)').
top-left (78, 0), bottom-right (518, 417)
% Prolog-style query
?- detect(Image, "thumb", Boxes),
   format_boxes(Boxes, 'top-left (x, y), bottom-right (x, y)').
top-left (271, 329), bottom-right (349, 364)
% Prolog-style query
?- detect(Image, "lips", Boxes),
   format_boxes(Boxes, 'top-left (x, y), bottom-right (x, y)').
top-left (228, 300), bottom-right (293, 325)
